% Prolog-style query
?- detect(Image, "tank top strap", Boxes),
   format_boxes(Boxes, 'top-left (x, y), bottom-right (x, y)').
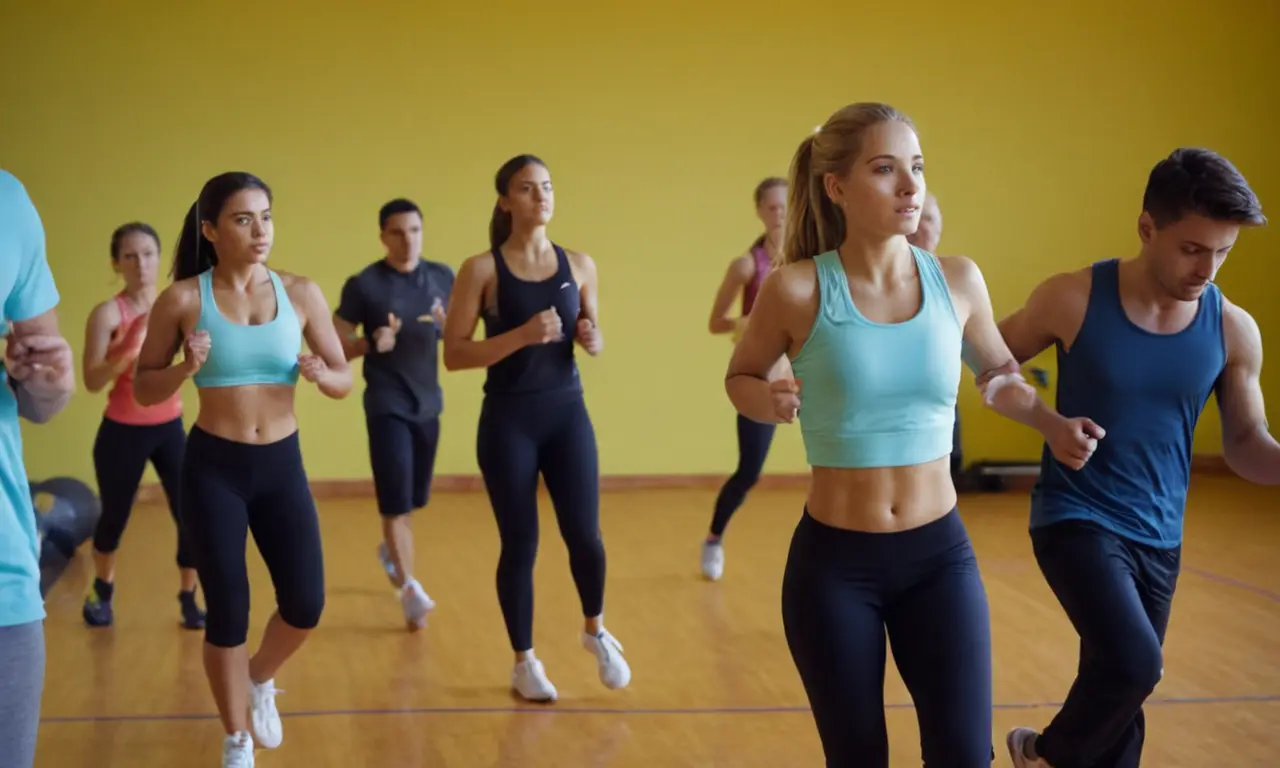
top-left (267, 269), bottom-right (291, 309)
top-left (113, 292), bottom-right (134, 323)
top-left (813, 251), bottom-right (856, 323)
top-left (552, 243), bottom-right (573, 280)
top-left (910, 247), bottom-right (961, 329)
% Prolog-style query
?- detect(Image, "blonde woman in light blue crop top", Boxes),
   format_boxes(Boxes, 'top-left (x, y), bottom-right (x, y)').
top-left (724, 103), bottom-right (1101, 767)
top-left (133, 172), bottom-right (353, 768)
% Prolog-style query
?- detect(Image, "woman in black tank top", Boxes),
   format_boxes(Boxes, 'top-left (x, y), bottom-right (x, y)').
top-left (442, 154), bottom-right (630, 704)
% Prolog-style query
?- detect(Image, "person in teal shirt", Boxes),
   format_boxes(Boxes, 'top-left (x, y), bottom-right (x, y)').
top-left (0, 168), bottom-right (75, 768)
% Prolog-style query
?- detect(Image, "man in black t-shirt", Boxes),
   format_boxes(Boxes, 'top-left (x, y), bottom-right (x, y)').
top-left (334, 198), bottom-right (454, 630)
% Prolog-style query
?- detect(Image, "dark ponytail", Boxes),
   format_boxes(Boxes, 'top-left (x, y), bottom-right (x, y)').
top-left (169, 171), bottom-right (273, 281)
top-left (171, 201), bottom-right (216, 281)
top-left (488, 154), bottom-right (546, 250)
top-left (488, 202), bottom-right (513, 251)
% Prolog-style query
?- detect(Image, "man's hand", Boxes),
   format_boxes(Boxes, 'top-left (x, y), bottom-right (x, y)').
top-left (6, 331), bottom-right (73, 385)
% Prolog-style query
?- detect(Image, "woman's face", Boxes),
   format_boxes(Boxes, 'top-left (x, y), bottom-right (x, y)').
top-left (827, 120), bottom-right (926, 240)
top-left (203, 187), bottom-right (274, 265)
top-left (113, 231), bottom-right (160, 290)
top-left (501, 162), bottom-right (554, 229)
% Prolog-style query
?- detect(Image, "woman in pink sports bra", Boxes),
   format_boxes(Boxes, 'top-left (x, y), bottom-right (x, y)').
top-left (700, 177), bottom-right (789, 581)
top-left (79, 222), bottom-right (205, 630)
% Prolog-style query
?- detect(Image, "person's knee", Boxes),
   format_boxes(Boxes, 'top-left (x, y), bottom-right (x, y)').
top-left (279, 580), bottom-right (325, 631)
top-left (1107, 635), bottom-right (1165, 696)
top-left (204, 582), bottom-right (251, 647)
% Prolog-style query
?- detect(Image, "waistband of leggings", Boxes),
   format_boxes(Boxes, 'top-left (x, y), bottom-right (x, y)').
top-left (793, 505), bottom-right (970, 566)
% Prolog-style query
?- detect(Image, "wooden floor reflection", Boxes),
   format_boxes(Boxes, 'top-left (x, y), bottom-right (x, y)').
top-left (34, 476), bottom-right (1280, 766)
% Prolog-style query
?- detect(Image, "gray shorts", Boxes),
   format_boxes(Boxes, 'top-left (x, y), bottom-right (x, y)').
top-left (0, 620), bottom-right (45, 768)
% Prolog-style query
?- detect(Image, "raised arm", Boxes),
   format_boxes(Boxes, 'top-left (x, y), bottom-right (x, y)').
top-left (442, 254), bottom-right (538, 371)
top-left (1216, 301), bottom-right (1280, 484)
top-left (82, 301), bottom-right (135, 392)
top-left (708, 255), bottom-right (753, 335)
top-left (725, 270), bottom-right (798, 424)
top-left (132, 285), bottom-right (198, 406)
top-left (297, 277), bottom-right (353, 400)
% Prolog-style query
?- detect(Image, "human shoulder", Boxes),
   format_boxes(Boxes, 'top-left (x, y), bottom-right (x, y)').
top-left (1221, 294), bottom-right (1262, 365)
top-left (423, 258), bottom-right (456, 282)
top-left (87, 296), bottom-right (123, 328)
top-left (763, 258), bottom-right (818, 305)
top-left (561, 246), bottom-right (596, 274)
top-left (275, 269), bottom-right (326, 306)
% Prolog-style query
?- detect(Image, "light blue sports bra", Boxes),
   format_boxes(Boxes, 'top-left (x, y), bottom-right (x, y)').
top-left (790, 247), bottom-right (962, 469)
top-left (192, 269), bottom-right (301, 389)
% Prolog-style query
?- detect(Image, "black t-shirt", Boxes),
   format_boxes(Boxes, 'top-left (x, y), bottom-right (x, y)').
top-left (336, 258), bottom-right (455, 421)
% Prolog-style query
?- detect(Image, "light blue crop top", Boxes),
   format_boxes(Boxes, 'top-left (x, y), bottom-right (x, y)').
top-left (192, 269), bottom-right (302, 388)
top-left (790, 247), bottom-right (962, 469)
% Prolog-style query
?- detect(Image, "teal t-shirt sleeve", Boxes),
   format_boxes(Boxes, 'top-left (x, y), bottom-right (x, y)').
top-left (3, 185), bottom-right (59, 322)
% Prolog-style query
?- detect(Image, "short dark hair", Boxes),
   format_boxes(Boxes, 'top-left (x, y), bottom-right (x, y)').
top-left (1142, 148), bottom-right (1265, 229)
top-left (379, 198), bottom-right (421, 231)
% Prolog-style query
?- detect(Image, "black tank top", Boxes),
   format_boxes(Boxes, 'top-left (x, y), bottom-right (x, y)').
top-left (481, 244), bottom-right (582, 397)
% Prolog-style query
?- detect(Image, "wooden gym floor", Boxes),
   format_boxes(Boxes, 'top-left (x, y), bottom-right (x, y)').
top-left (34, 476), bottom-right (1280, 766)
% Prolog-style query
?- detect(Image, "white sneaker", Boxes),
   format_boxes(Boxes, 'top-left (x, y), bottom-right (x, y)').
top-left (401, 579), bottom-right (435, 629)
top-left (222, 731), bottom-right (254, 767)
top-left (1006, 727), bottom-right (1050, 767)
top-left (701, 541), bottom-right (724, 580)
top-left (249, 678), bottom-right (283, 749)
top-left (512, 658), bottom-right (558, 702)
top-left (582, 628), bottom-right (631, 690)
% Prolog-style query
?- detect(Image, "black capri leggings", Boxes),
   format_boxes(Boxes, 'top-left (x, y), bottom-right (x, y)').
top-left (781, 508), bottom-right (994, 767)
top-left (180, 426), bottom-right (325, 648)
top-left (91, 416), bottom-right (192, 568)
top-left (709, 414), bottom-right (775, 536)
top-left (476, 391), bottom-right (604, 653)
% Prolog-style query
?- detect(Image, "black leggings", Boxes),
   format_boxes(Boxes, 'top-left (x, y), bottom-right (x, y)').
top-left (1032, 520), bottom-right (1180, 768)
top-left (476, 391), bottom-right (604, 652)
top-left (91, 416), bottom-right (192, 568)
top-left (710, 414), bottom-right (775, 536)
top-left (180, 426), bottom-right (325, 648)
top-left (781, 508), bottom-right (994, 767)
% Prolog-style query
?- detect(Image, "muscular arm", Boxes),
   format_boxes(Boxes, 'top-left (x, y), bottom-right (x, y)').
top-left (947, 256), bottom-right (1062, 434)
top-left (298, 279), bottom-right (353, 399)
top-left (1216, 301), bottom-right (1280, 484)
top-left (573, 252), bottom-right (603, 355)
top-left (725, 270), bottom-right (795, 424)
top-left (132, 286), bottom-right (193, 406)
top-left (82, 301), bottom-right (132, 392)
top-left (708, 255), bottom-right (753, 335)
top-left (442, 255), bottom-right (529, 371)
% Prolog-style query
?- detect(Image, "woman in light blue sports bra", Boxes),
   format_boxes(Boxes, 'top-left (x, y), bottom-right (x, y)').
top-left (133, 172), bottom-right (353, 768)
top-left (725, 103), bottom-right (1081, 767)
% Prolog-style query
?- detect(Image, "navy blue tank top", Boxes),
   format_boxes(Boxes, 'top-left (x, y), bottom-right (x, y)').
top-left (481, 244), bottom-right (582, 397)
top-left (1030, 259), bottom-right (1225, 549)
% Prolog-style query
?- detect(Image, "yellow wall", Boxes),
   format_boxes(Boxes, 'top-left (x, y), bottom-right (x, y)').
top-left (2, 0), bottom-right (1276, 487)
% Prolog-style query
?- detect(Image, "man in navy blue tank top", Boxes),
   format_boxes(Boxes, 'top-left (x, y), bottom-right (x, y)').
top-left (334, 198), bottom-right (453, 631)
top-left (995, 148), bottom-right (1277, 768)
